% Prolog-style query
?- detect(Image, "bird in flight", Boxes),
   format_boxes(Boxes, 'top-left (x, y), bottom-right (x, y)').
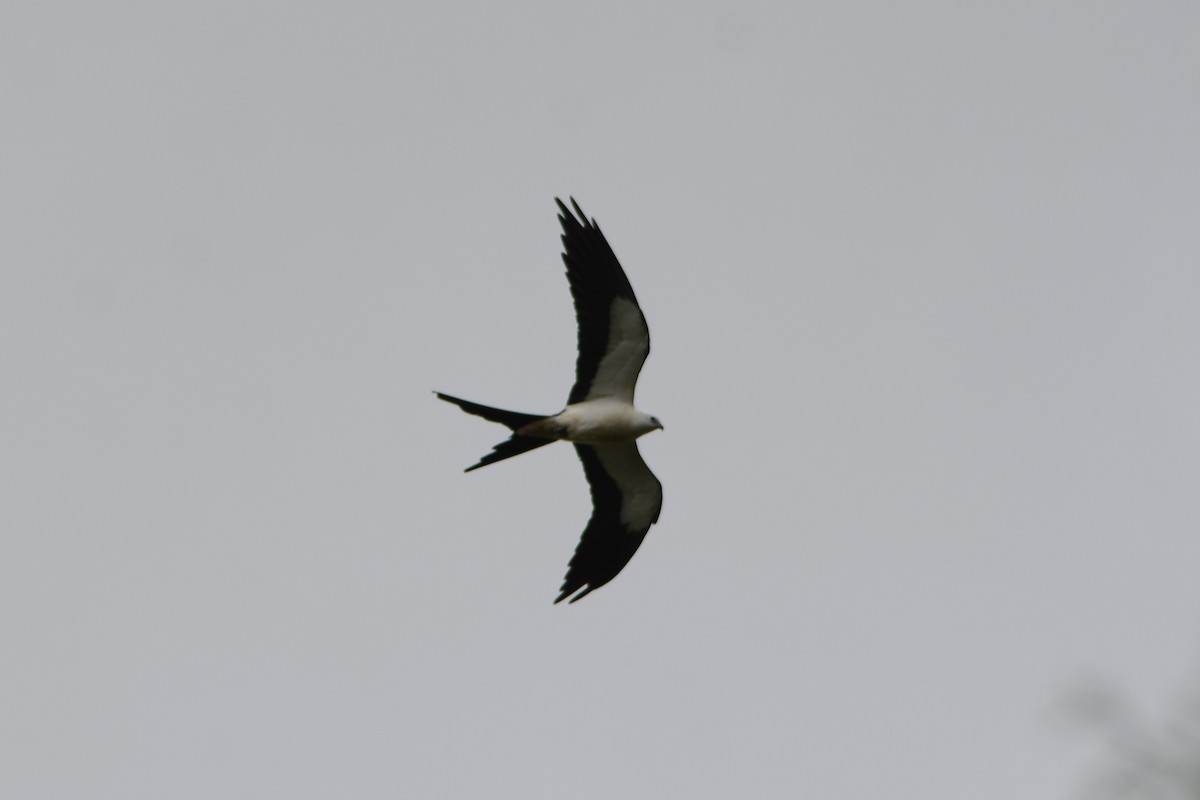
top-left (437, 198), bottom-right (663, 603)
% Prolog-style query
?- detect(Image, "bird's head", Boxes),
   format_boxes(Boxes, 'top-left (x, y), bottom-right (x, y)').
top-left (636, 412), bottom-right (664, 436)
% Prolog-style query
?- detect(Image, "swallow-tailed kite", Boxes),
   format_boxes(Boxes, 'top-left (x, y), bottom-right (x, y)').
top-left (436, 198), bottom-right (663, 603)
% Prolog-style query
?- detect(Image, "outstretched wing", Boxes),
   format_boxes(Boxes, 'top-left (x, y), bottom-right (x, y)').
top-left (556, 443), bottom-right (663, 603)
top-left (557, 198), bottom-right (650, 405)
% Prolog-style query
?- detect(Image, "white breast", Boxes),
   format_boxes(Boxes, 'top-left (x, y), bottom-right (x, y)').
top-left (557, 399), bottom-right (646, 444)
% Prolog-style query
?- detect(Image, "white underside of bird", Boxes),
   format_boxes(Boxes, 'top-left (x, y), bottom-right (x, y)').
top-left (518, 398), bottom-right (662, 444)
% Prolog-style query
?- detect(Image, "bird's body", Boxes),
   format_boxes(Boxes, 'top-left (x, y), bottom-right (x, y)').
top-left (519, 399), bottom-right (661, 444)
top-left (436, 198), bottom-right (663, 603)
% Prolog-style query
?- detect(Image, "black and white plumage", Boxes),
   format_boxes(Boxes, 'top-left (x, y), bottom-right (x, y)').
top-left (436, 198), bottom-right (663, 603)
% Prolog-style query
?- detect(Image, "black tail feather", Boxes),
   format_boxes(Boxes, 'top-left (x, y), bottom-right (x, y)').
top-left (434, 392), bottom-right (544, 429)
top-left (463, 434), bottom-right (556, 472)
top-left (435, 392), bottom-right (557, 471)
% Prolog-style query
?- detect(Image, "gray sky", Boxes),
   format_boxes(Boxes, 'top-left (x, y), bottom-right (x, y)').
top-left (3, 2), bottom-right (1200, 798)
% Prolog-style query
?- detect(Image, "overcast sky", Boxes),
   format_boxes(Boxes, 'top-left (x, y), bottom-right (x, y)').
top-left (3, 2), bottom-right (1200, 798)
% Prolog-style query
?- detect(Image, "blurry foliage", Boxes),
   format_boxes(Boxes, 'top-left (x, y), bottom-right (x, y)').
top-left (1069, 676), bottom-right (1200, 799)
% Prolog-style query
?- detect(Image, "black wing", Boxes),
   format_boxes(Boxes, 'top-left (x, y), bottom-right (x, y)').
top-left (556, 443), bottom-right (663, 603)
top-left (557, 198), bottom-right (651, 405)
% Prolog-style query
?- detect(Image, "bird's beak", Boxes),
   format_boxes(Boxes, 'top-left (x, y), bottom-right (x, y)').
top-left (656, 421), bottom-right (665, 432)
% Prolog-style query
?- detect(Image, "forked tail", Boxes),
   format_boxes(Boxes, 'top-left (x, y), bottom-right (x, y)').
top-left (434, 392), bottom-right (558, 472)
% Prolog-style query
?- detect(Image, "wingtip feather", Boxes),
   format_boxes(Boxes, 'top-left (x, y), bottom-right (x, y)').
top-left (554, 585), bottom-right (592, 604)
top-left (570, 197), bottom-right (588, 225)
